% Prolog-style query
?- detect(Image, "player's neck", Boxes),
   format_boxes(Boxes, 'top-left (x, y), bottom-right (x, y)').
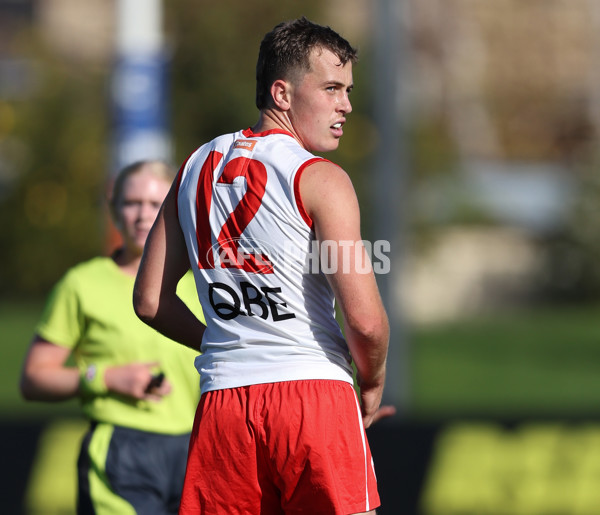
top-left (252, 109), bottom-right (298, 140)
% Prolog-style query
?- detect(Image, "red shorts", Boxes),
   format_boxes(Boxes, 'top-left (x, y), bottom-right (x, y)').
top-left (179, 380), bottom-right (380, 514)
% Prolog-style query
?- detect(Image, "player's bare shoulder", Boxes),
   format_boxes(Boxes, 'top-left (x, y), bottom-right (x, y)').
top-left (300, 160), bottom-right (358, 220)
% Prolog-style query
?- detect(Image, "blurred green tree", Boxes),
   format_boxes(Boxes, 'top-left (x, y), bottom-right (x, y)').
top-left (0, 36), bottom-right (109, 297)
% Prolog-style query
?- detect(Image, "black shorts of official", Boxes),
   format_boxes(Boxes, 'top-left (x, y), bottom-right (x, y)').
top-left (77, 421), bottom-right (191, 515)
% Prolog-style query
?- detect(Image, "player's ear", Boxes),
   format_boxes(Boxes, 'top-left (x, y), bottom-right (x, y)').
top-left (271, 79), bottom-right (291, 111)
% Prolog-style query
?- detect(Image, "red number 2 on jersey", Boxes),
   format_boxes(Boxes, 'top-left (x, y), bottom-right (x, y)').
top-left (195, 150), bottom-right (273, 274)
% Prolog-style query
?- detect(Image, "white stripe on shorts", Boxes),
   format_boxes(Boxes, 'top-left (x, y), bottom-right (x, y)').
top-left (352, 392), bottom-right (371, 512)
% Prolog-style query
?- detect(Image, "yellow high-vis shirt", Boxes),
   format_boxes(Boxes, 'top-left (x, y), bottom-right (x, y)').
top-left (36, 256), bottom-right (204, 434)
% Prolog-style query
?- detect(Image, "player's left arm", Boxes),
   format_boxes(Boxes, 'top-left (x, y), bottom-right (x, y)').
top-left (300, 160), bottom-right (390, 427)
top-left (133, 181), bottom-right (205, 352)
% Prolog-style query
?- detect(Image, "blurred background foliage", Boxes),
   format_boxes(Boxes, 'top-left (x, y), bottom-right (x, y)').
top-left (3, 0), bottom-right (600, 310)
top-left (0, 33), bottom-right (108, 296)
top-left (0, 0), bottom-right (387, 298)
top-left (536, 163), bottom-right (600, 303)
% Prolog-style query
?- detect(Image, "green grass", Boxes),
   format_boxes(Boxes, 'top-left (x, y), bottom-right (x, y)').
top-left (410, 305), bottom-right (600, 419)
top-left (3, 299), bottom-right (600, 421)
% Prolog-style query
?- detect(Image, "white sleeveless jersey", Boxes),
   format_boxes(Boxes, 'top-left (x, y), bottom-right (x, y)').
top-left (176, 127), bottom-right (354, 392)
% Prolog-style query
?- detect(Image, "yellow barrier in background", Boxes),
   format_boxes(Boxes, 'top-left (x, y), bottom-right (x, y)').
top-left (24, 419), bottom-right (88, 515)
top-left (422, 422), bottom-right (600, 515)
top-left (22, 419), bottom-right (600, 514)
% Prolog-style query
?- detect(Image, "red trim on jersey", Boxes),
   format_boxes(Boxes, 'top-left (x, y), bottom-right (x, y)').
top-left (294, 157), bottom-right (329, 230)
top-left (242, 127), bottom-right (296, 139)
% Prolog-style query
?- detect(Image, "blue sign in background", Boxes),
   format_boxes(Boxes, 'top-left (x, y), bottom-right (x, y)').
top-left (111, 52), bottom-right (171, 174)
